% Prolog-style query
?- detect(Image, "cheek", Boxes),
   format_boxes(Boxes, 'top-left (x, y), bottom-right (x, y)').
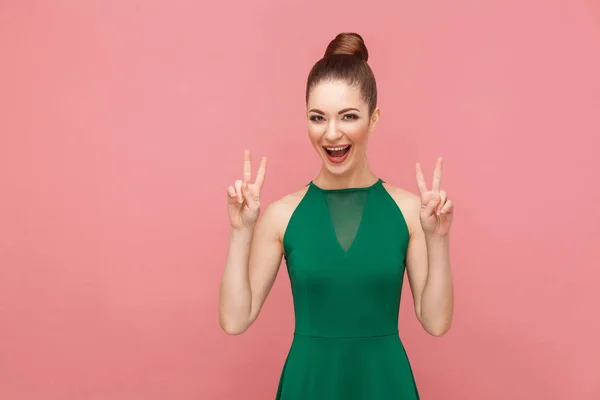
top-left (344, 123), bottom-right (370, 144)
top-left (307, 124), bottom-right (323, 143)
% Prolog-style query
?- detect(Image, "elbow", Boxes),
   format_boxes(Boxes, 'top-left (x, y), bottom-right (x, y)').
top-left (423, 318), bottom-right (452, 337)
top-left (221, 325), bottom-right (247, 336)
top-left (219, 314), bottom-right (250, 336)
top-left (425, 324), bottom-right (451, 337)
top-left (418, 312), bottom-right (452, 337)
top-left (220, 321), bottom-right (248, 336)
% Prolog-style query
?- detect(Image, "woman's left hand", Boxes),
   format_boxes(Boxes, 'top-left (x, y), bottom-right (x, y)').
top-left (416, 158), bottom-right (454, 237)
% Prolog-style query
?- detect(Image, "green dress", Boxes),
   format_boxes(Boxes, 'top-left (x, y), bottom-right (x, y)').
top-left (276, 179), bottom-right (420, 399)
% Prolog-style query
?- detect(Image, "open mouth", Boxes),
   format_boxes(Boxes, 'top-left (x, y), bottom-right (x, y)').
top-left (323, 145), bottom-right (352, 163)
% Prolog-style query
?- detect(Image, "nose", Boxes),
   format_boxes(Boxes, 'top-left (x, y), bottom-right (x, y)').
top-left (324, 119), bottom-right (343, 141)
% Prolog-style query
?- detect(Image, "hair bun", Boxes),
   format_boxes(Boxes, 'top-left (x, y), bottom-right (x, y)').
top-left (324, 32), bottom-right (369, 62)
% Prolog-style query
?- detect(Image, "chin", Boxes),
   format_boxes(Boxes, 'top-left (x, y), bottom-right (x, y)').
top-left (324, 163), bottom-right (352, 176)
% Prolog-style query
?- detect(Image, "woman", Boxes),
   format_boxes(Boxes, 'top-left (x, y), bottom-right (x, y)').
top-left (219, 32), bottom-right (454, 399)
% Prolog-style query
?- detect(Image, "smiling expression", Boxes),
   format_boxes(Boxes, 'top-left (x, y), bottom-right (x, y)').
top-left (307, 80), bottom-right (379, 175)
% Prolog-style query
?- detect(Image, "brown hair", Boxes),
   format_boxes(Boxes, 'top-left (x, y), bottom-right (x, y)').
top-left (306, 32), bottom-right (378, 115)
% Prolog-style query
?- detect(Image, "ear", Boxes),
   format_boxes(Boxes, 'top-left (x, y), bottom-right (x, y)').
top-left (369, 107), bottom-right (380, 133)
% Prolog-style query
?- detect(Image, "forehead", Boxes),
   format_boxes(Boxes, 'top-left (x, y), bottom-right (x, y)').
top-left (307, 80), bottom-right (366, 111)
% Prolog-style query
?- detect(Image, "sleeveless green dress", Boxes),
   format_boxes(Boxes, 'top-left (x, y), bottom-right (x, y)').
top-left (276, 179), bottom-right (420, 399)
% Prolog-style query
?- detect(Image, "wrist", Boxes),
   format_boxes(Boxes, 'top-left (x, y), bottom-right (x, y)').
top-left (230, 225), bottom-right (255, 237)
top-left (425, 232), bottom-right (449, 245)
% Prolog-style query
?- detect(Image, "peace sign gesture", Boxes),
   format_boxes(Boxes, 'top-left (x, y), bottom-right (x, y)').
top-left (227, 150), bottom-right (268, 230)
top-left (416, 157), bottom-right (454, 237)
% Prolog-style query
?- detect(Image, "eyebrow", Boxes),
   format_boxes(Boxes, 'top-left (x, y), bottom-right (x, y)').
top-left (308, 108), bottom-right (360, 115)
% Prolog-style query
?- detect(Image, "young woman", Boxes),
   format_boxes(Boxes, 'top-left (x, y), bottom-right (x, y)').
top-left (219, 32), bottom-right (454, 400)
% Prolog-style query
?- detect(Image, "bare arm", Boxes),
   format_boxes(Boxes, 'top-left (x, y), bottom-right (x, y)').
top-left (389, 158), bottom-right (455, 337)
top-left (218, 150), bottom-right (289, 335)
top-left (219, 202), bottom-right (285, 335)
top-left (405, 204), bottom-right (454, 336)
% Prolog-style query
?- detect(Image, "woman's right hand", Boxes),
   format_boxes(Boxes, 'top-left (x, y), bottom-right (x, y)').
top-left (227, 150), bottom-right (268, 230)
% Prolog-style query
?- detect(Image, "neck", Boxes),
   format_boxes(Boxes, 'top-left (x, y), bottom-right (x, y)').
top-left (313, 158), bottom-right (377, 190)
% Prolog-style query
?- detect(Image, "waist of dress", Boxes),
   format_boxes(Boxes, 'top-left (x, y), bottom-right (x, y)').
top-left (293, 330), bottom-right (399, 339)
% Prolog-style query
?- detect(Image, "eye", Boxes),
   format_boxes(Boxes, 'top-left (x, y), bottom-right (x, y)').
top-left (342, 113), bottom-right (359, 120)
top-left (310, 115), bottom-right (325, 122)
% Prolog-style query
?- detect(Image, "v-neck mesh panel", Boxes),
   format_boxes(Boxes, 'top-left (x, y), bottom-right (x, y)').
top-left (322, 190), bottom-right (369, 252)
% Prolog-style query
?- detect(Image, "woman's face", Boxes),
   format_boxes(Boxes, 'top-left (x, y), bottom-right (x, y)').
top-left (307, 80), bottom-right (379, 176)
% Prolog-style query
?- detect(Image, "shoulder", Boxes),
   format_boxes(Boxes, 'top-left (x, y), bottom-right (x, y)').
top-left (266, 186), bottom-right (309, 218)
top-left (381, 182), bottom-right (421, 235)
top-left (261, 186), bottom-right (310, 241)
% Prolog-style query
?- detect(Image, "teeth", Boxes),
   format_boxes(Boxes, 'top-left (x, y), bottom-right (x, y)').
top-left (326, 145), bottom-right (350, 151)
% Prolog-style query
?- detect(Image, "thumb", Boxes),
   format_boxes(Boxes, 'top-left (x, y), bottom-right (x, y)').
top-left (242, 183), bottom-right (260, 210)
top-left (423, 193), bottom-right (441, 217)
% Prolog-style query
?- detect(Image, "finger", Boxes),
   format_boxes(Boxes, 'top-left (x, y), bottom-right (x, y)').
top-left (242, 183), bottom-right (259, 209)
top-left (227, 186), bottom-right (237, 202)
top-left (432, 157), bottom-right (443, 193)
top-left (436, 190), bottom-right (447, 215)
top-left (234, 180), bottom-right (243, 204)
top-left (254, 157), bottom-right (267, 189)
top-left (441, 199), bottom-right (454, 214)
top-left (415, 163), bottom-right (428, 197)
top-left (423, 192), bottom-right (441, 216)
top-left (243, 150), bottom-right (252, 186)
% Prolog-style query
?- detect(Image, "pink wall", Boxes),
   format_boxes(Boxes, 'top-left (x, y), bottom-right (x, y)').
top-left (1, 1), bottom-right (599, 399)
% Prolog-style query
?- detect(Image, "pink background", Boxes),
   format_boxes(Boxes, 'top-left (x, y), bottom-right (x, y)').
top-left (1, 1), bottom-right (599, 399)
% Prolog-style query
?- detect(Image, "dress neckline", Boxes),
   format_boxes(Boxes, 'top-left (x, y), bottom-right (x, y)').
top-left (309, 178), bottom-right (382, 193)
